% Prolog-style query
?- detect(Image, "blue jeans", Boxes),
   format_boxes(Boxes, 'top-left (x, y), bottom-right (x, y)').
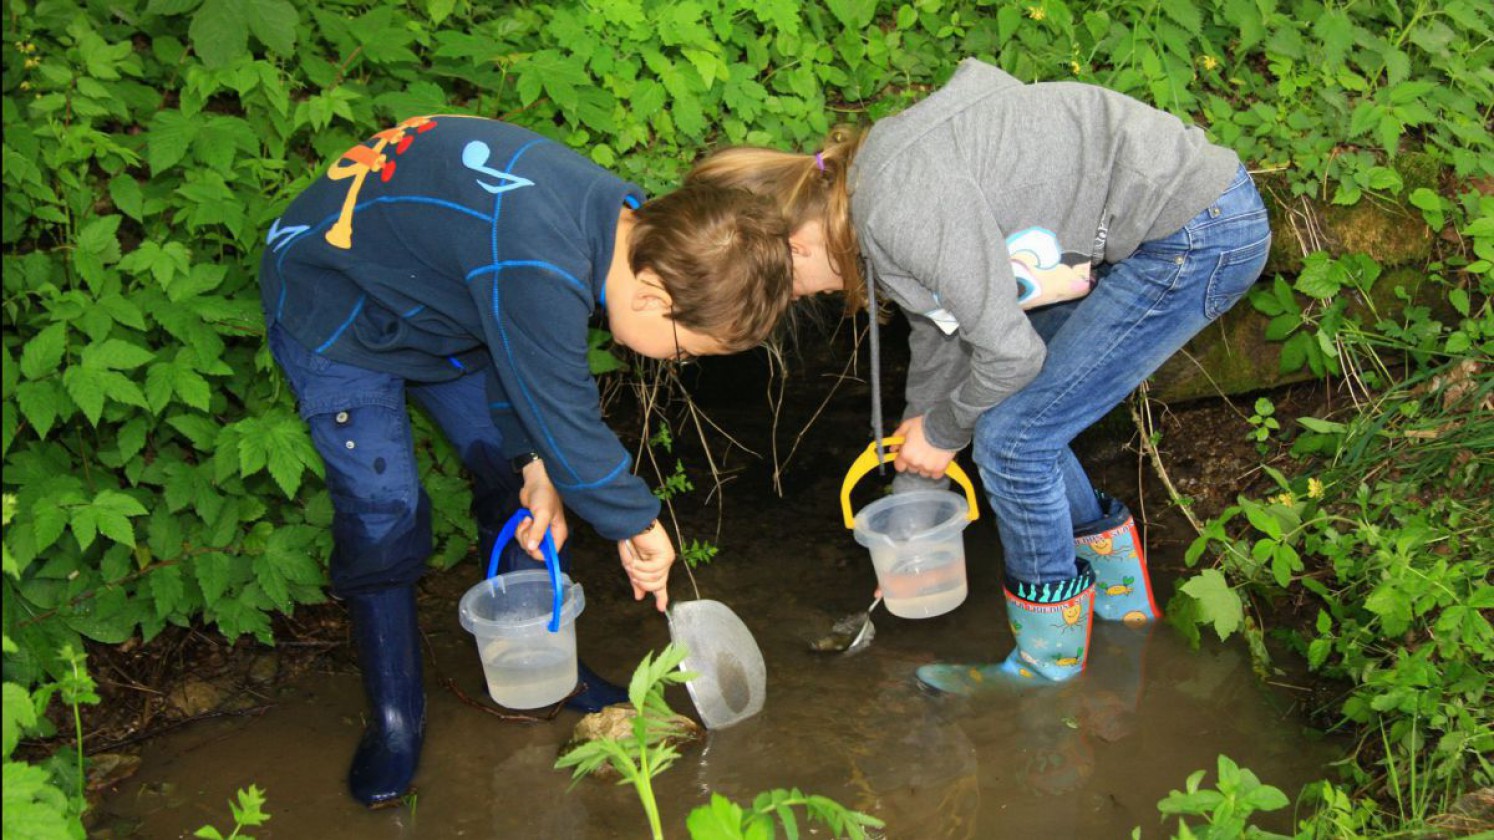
top-left (972, 165), bottom-right (1270, 585)
top-left (267, 324), bottom-right (519, 596)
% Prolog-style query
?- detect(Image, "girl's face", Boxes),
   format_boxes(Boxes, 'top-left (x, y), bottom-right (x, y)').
top-left (789, 220), bottom-right (845, 298)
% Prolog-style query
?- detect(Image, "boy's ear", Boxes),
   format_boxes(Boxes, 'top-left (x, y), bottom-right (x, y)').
top-left (630, 269), bottom-right (673, 312)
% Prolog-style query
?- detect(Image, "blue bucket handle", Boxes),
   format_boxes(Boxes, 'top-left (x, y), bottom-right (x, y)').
top-left (485, 508), bottom-right (563, 633)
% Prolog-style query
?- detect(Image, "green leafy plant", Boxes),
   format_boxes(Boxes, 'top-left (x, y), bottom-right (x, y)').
top-left (555, 643), bottom-right (882, 840)
top-left (2, 493), bottom-right (92, 840)
top-left (555, 644), bottom-right (694, 839)
top-left (1137, 754), bottom-right (1292, 840)
top-left (3, 1), bottom-right (1492, 835)
top-left (1170, 207), bottom-right (1492, 827)
top-left (1245, 396), bottom-right (1281, 450)
top-left (193, 785), bottom-right (271, 840)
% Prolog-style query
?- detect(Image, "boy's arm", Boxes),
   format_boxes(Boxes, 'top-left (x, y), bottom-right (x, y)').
top-left (474, 268), bottom-right (661, 542)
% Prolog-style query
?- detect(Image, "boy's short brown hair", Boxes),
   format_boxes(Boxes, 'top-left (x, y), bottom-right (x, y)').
top-left (629, 184), bottom-right (793, 353)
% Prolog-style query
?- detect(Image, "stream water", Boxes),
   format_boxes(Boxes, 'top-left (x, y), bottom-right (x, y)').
top-left (93, 508), bottom-right (1333, 839)
top-left (93, 345), bottom-right (1336, 838)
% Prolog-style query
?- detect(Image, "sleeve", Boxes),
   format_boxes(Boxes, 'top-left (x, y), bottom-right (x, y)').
top-left (482, 367), bottom-right (536, 459)
top-left (476, 267), bottom-right (660, 541)
top-left (865, 166), bottom-right (1047, 451)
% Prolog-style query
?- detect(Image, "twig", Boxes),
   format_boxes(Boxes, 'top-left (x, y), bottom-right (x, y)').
top-left (1128, 384), bottom-right (1206, 536)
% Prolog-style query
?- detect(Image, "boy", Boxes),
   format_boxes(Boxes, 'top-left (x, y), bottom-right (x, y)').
top-left (260, 115), bottom-right (792, 805)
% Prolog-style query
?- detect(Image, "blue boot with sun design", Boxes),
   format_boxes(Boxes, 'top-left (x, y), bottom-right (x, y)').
top-left (916, 562), bottom-right (1095, 693)
top-left (1079, 494), bottom-right (1162, 624)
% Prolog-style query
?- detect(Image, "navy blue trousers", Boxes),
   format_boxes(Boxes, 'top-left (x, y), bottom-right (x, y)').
top-left (268, 324), bottom-right (519, 596)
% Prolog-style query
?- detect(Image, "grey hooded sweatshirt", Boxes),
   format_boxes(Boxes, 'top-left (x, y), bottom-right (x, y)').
top-left (850, 58), bottom-right (1240, 451)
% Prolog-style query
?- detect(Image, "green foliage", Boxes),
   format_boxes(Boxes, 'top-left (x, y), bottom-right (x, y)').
top-left (4, 0), bottom-right (1487, 682)
top-left (1173, 227), bottom-right (1492, 825)
top-left (1245, 397), bottom-right (1280, 450)
top-left (1, 0), bottom-right (1489, 833)
top-left (1138, 754), bottom-right (1293, 840)
top-left (687, 788), bottom-right (884, 840)
top-left (2, 496), bottom-right (89, 840)
top-left (555, 643), bottom-right (881, 840)
top-left (555, 644), bottom-right (695, 839)
top-left (193, 785), bottom-right (271, 840)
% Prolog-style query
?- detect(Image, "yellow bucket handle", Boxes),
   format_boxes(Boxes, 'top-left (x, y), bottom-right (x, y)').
top-left (839, 436), bottom-right (980, 529)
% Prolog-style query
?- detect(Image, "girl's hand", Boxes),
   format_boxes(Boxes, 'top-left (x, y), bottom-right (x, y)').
top-left (517, 459), bottom-right (568, 560)
top-left (617, 521), bottom-right (674, 612)
top-left (891, 416), bottom-right (957, 480)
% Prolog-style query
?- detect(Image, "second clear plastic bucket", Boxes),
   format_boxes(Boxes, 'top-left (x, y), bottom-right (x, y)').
top-left (852, 490), bottom-right (972, 618)
top-left (458, 569), bottom-right (585, 709)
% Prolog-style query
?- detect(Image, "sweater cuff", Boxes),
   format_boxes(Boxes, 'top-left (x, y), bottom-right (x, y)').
top-left (923, 404), bottom-right (972, 452)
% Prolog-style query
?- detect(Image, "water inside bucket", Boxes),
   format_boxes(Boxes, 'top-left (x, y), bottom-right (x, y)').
top-left (853, 491), bottom-right (972, 619)
top-left (458, 569), bottom-right (585, 709)
top-left (479, 641), bottom-right (576, 709)
top-left (879, 548), bottom-right (969, 618)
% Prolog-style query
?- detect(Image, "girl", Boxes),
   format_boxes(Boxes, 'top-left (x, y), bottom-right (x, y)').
top-left (689, 58), bottom-right (1270, 690)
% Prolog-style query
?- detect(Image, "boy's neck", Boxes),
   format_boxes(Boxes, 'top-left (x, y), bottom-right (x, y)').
top-left (604, 208), bottom-right (638, 306)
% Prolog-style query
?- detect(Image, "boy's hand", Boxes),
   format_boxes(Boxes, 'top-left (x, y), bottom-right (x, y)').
top-left (891, 416), bottom-right (957, 479)
top-left (618, 520), bottom-right (673, 612)
top-left (517, 459), bottom-right (568, 560)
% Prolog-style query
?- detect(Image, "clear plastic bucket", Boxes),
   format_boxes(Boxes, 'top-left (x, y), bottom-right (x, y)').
top-left (852, 490), bottom-right (972, 619)
top-left (458, 569), bottom-right (585, 709)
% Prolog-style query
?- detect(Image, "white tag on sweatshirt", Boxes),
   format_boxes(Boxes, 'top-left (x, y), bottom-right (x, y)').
top-left (923, 307), bottom-right (961, 335)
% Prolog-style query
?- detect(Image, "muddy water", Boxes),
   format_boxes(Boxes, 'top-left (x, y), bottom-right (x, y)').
top-left (96, 347), bottom-right (1334, 838)
top-left (95, 517), bottom-right (1333, 839)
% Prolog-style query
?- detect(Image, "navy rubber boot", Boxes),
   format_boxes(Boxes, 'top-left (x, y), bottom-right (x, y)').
top-left (346, 586), bottom-right (425, 806)
top-left (480, 526), bottom-right (628, 712)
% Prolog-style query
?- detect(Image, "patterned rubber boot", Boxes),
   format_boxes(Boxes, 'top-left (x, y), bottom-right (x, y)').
top-left (916, 563), bottom-right (1095, 693)
top-left (479, 526), bottom-right (628, 712)
top-left (1079, 494), bottom-right (1162, 624)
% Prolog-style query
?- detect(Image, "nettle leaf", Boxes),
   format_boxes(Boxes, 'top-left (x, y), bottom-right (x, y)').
top-left (1161, 0), bottom-right (1202, 35)
top-left (234, 410), bottom-right (319, 497)
top-left (73, 215), bottom-right (124, 291)
top-left (195, 551), bottom-right (234, 604)
top-left (81, 339), bottom-right (156, 371)
top-left (259, 525), bottom-right (325, 608)
top-left (189, 0), bottom-right (249, 68)
top-left (98, 293), bottom-right (148, 332)
top-left (825, 0), bottom-right (876, 29)
top-left (242, 0), bottom-right (299, 57)
top-left (147, 110), bottom-right (202, 175)
top-left (19, 324), bottom-right (68, 381)
top-left (72, 489), bottom-right (148, 550)
top-left (148, 564), bottom-right (187, 618)
top-left (147, 0), bottom-right (204, 16)
top-left (15, 381), bottom-right (65, 440)
top-left (1311, 10), bottom-right (1355, 69)
top-left (119, 239), bottom-right (192, 289)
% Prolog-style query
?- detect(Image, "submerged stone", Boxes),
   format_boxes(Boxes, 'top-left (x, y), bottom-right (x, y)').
top-left (556, 704), bottom-right (703, 781)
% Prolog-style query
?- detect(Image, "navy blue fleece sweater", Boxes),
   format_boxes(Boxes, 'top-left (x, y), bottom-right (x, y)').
top-left (259, 116), bottom-right (656, 540)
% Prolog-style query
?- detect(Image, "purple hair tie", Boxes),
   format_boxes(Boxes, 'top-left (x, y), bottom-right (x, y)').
top-left (814, 152), bottom-right (826, 172)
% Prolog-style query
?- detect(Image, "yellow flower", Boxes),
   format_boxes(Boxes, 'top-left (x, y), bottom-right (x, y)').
top-left (1307, 477), bottom-right (1324, 499)
top-left (1269, 492), bottom-right (1295, 507)
top-left (1070, 61), bottom-right (1082, 75)
top-left (19, 80), bottom-right (30, 90)
top-left (1026, 5), bottom-right (1046, 20)
top-left (25, 57), bottom-right (40, 69)
top-left (1199, 55), bottom-right (1220, 72)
